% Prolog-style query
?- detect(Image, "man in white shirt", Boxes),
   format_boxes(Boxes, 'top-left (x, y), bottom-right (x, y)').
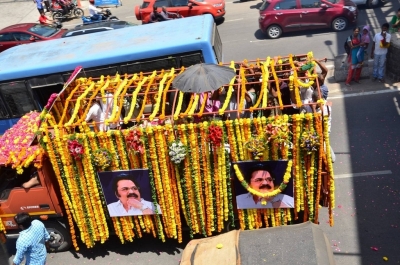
top-left (85, 99), bottom-right (105, 131)
top-left (371, 23), bottom-right (391, 83)
top-left (236, 165), bottom-right (294, 209)
top-left (107, 175), bottom-right (161, 217)
top-left (88, 0), bottom-right (102, 21)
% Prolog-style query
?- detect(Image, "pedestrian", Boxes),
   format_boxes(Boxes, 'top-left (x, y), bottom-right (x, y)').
top-left (345, 27), bottom-right (363, 86)
top-left (371, 22), bottom-right (391, 83)
top-left (357, 25), bottom-right (370, 64)
top-left (390, 8), bottom-right (400, 33)
top-left (33, 0), bottom-right (44, 14)
top-left (38, 11), bottom-right (53, 26)
top-left (12, 212), bottom-right (50, 265)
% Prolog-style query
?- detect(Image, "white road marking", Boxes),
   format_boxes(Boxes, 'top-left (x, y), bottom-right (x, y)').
top-left (125, 15), bottom-right (136, 18)
top-left (250, 39), bottom-right (268, 43)
top-left (224, 18), bottom-right (243, 22)
top-left (393, 96), bottom-right (400, 116)
top-left (329, 87), bottom-right (400, 99)
top-left (335, 170), bottom-right (392, 179)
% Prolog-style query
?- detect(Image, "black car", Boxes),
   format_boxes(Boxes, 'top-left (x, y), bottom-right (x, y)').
top-left (62, 21), bottom-right (137, 38)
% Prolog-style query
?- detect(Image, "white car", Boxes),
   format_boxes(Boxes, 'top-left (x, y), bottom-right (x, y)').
top-left (350, 0), bottom-right (384, 8)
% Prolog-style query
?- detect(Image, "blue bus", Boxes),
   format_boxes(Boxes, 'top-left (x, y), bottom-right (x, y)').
top-left (0, 14), bottom-right (221, 134)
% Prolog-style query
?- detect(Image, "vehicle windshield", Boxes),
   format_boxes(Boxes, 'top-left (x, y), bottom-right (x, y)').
top-left (259, 1), bottom-right (270, 11)
top-left (27, 24), bottom-right (57, 37)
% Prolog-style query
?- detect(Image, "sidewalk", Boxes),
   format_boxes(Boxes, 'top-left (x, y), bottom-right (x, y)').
top-left (324, 67), bottom-right (400, 97)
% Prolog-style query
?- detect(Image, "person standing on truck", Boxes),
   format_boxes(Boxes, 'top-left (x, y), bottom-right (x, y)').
top-left (12, 212), bottom-right (50, 265)
top-left (85, 97), bottom-right (105, 131)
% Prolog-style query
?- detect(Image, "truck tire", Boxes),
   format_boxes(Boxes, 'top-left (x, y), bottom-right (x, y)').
top-left (44, 221), bottom-right (72, 252)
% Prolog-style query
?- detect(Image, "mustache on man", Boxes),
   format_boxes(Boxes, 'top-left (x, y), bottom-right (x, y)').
top-left (127, 193), bottom-right (139, 199)
top-left (259, 184), bottom-right (272, 190)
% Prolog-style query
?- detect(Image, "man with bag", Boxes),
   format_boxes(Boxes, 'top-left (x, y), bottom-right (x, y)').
top-left (371, 23), bottom-right (391, 83)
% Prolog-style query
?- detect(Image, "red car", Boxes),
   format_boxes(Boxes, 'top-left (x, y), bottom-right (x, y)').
top-left (135, 0), bottom-right (225, 24)
top-left (0, 23), bottom-right (66, 53)
top-left (259, 0), bottom-right (358, 39)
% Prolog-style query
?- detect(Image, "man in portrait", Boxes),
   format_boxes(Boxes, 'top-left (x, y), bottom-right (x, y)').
top-left (107, 174), bottom-right (161, 217)
top-left (236, 164), bottom-right (294, 209)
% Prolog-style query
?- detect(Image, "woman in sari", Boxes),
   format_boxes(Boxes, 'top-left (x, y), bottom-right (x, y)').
top-left (345, 27), bottom-right (365, 86)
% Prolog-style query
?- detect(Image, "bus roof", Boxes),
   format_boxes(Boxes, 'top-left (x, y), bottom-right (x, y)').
top-left (0, 15), bottom-right (215, 82)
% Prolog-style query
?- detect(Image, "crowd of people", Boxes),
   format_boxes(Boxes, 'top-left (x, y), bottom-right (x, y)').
top-left (82, 58), bottom-right (332, 130)
top-left (345, 21), bottom-right (393, 86)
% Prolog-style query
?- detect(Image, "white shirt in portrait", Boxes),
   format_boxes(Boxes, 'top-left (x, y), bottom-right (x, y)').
top-left (107, 198), bottom-right (161, 217)
top-left (236, 192), bottom-right (294, 209)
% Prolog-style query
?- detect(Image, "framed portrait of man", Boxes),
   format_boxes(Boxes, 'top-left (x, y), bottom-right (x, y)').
top-left (97, 169), bottom-right (162, 217)
top-left (233, 160), bottom-right (294, 209)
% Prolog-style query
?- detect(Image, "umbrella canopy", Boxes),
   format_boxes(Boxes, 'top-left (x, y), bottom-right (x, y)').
top-left (173, 63), bottom-right (236, 93)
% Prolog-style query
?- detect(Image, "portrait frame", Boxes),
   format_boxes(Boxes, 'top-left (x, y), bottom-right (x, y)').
top-left (97, 169), bottom-right (161, 217)
top-left (233, 160), bottom-right (294, 209)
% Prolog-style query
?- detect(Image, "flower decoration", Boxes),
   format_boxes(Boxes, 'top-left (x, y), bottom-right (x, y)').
top-left (92, 148), bottom-right (112, 170)
top-left (45, 93), bottom-right (59, 110)
top-left (168, 140), bottom-right (187, 164)
top-left (67, 137), bottom-right (84, 160)
top-left (264, 117), bottom-right (291, 145)
top-left (208, 124), bottom-right (223, 147)
top-left (125, 127), bottom-right (144, 154)
top-left (300, 131), bottom-right (320, 154)
top-left (245, 136), bottom-right (265, 160)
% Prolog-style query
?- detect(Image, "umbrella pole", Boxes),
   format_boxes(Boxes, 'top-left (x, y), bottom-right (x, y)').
top-left (171, 89), bottom-right (179, 129)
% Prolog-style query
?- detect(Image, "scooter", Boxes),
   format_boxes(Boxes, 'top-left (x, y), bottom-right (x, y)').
top-left (51, 1), bottom-right (84, 21)
top-left (81, 9), bottom-right (119, 24)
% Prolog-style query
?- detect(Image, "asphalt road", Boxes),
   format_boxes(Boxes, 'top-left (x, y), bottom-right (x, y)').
top-left (60, 0), bottom-right (399, 62)
top-left (3, 0), bottom-right (400, 264)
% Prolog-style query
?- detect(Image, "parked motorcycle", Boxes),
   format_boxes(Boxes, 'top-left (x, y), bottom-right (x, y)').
top-left (52, 1), bottom-right (84, 21)
top-left (81, 9), bottom-right (119, 24)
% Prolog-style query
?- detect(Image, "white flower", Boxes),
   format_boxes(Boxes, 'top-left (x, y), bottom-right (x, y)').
top-left (178, 142), bottom-right (183, 147)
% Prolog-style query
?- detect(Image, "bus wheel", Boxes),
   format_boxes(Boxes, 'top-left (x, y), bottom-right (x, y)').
top-left (44, 221), bottom-right (72, 252)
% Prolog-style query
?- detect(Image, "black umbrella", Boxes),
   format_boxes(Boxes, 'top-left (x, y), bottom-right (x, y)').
top-left (173, 63), bottom-right (236, 93)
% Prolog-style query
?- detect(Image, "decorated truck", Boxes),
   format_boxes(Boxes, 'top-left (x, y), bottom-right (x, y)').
top-left (0, 52), bottom-right (335, 252)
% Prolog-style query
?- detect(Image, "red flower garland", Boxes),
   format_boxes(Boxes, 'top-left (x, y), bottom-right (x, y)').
top-left (45, 93), bottom-right (58, 110)
top-left (125, 128), bottom-right (144, 154)
top-left (208, 124), bottom-right (223, 147)
top-left (67, 139), bottom-right (84, 160)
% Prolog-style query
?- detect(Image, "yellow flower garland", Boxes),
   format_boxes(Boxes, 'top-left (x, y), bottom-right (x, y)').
top-left (219, 61), bottom-right (236, 115)
top-left (149, 70), bottom-right (173, 121)
top-left (173, 91), bottom-right (185, 120)
top-left (124, 76), bottom-right (148, 123)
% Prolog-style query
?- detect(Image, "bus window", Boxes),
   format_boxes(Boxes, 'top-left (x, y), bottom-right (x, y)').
top-left (180, 53), bottom-right (203, 67)
top-left (0, 96), bottom-right (8, 118)
top-left (124, 57), bottom-right (178, 74)
top-left (0, 82), bottom-right (36, 117)
top-left (31, 84), bottom-right (64, 108)
top-left (78, 67), bottom-right (119, 78)
top-left (212, 26), bottom-right (222, 63)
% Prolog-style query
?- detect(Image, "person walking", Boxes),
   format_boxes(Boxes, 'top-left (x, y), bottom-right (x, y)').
top-left (371, 23), bottom-right (391, 83)
top-left (12, 212), bottom-right (50, 265)
top-left (345, 27), bottom-right (363, 86)
top-left (33, 0), bottom-right (44, 14)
